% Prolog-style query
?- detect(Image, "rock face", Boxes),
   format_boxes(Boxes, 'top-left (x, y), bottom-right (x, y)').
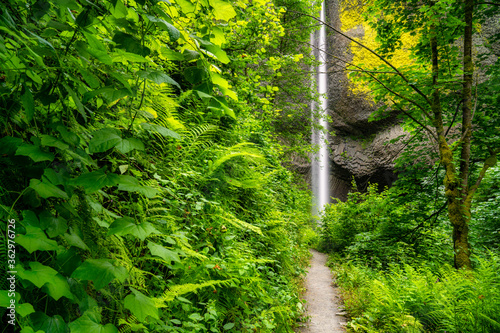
top-left (319, 0), bottom-right (403, 201)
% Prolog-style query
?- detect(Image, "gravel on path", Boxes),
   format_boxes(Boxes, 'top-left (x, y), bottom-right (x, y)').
top-left (296, 249), bottom-right (346, 333)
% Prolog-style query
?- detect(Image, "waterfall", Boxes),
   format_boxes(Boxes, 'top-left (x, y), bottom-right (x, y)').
top-left (311, 2), bottom-right (330, 219)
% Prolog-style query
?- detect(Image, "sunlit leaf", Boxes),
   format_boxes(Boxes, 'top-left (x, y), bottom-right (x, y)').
top-left (108, 217), bottom-right (159, 241)
top-left (16, 225), bottom-right (59, 253)
top-left (124, 288), bottom-right (159, 322)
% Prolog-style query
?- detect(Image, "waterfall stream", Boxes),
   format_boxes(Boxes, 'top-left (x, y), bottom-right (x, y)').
top-left (311, 2), bottom-right (330, 218)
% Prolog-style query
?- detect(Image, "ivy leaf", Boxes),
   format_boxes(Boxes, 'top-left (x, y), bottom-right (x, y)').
top-left (117, 175), bottom-right (159, 198)
top-left (124, 288), bottom-right (159, 322)
top-left (115, 138), bottom-right (145, 154)
top-left (208, 0), bottom-right (236, 21)
top-left (16, 225), bottom-right (59, 253)
top-left (147, 242), bottom-right (180, 263)
top-left (88, 128), bottom-right (122, 153)
top-left (29, 179), bottom-right (69, 199)
top-left (137, 70), bottom-right (180, 89)
top-left (68, 308), bottom-right (118, 333)
top-left (108, 217), bottom-right (159, 241)
top-left (21, 86), bottom-right (35, 122)
top-left (71, 169), bottom-right (121, 193)
top-left (141, 123), bottom-right (181, 140)
top-left (71, 259), bottom-right (128, 290)
top-left (16, 144), bottom-right (54, 162)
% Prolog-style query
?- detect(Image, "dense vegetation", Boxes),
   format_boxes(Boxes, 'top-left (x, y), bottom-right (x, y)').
top-left (0, 0), bottom-right (318, 331)
top-left (320, 0), bottom-right (500, 332)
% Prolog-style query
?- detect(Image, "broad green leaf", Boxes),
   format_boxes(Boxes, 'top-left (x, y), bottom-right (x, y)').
top-left (63, 229), bottom-right (90, 250)
top-left (147, 242), bottom-right (180, 263)
top-left (40, 135), bottom-right (69, 150)
top-left (0, 136), bottom-right (22, 155)
top-left (211, 72), bottom-right (228, 89)
top-left (21, 210), bottom-right (40, 228)
top-left (16, 144), bottom-right (54, 162)
top-left (44, 274), bottom-right (75, 301)
top-left (21, 86), bottom-right (35, 122)
top-left (115, 138), bottom-right (145, 154)
top-left (112, 32), bottom-right (150, 56)
top-left (83, 32), bottom-right (113, 65)
top-left (175, 0), bottom-right (195, 14)
top-left (223, 323), bottom-right (235, 330)
top-left (88, 128), bottom-right (122, 153)
top-left (57, 125), bottom-right (80, 146)
top-left (17, 303), bottom-right (35, 317)
top-left (29, 179), bottom-right (69, 199)
top-left (184, 67), bottom-right (208, 84)
top-left (220, 86), bottom-right (238, 101)
top-left (39, 211), bottom-right (68, 238)
top-left (16, 262), bottom-right (58, 288)
top-left (108, 217), bottom-right (159, 241)
top-left (137, 70), bottom-right (180, 89)
top-left (160, 49), bottom-right (184, 61)
top-left (124, 288), bottom-right (159, 322)
top-left (16, 225), bottom-right (59, 253)
top-left (16, 262), bottom-right (73, 300)
top-left (117, 175), bottom-right (159, 198)
top-left (0, 290), bottom-right (20, 307)
top-left (110, 0), bottom-right (128, 19)
top-left (189, 313), bottom-right (203, 321)
top-left (204, 44), bottom-right (230, 64)
top-left (71, 169), bottom-right (121, 193)
top-left (208, 0), bottom-right (236, 21)
top-left (30, 312), bottom-right (68, 333)
top-left (111, 50), bottom-right (149, 63)
top-left (71, 259), bottom-right (128, 290)
top-left (68, 308), bottom-right (118, 333)
top-left (145, 14), bottom-right (180, 41)
top-left (141, 123), bottom-right (181, 140)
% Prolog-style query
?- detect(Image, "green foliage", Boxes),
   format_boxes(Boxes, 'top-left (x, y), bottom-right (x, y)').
top-left (0, 0), bottom-right (315, 331)
top-left (332, 254), bottom-right (500, 333)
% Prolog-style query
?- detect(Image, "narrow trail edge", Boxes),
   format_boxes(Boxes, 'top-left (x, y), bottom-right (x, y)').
top-left (296, 249), bottom-right (346, 333)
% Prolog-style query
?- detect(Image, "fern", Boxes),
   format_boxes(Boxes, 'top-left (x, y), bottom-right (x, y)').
top-left (156, 279), bottom-right (234, 305)
top-left (179, 124), bottom-right (219, 158)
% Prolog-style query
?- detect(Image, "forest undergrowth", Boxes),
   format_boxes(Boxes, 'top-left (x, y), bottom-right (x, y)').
top-left (319, 167), bottom-right (500, 333)
top-left (0, 0), bottom-right (318, 331)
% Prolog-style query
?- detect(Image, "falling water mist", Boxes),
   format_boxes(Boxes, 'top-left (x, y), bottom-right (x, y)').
top-left (311, 2), bottom-right (330, 219)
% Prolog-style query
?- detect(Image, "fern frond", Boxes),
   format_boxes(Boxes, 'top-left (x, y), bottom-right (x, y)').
top-left (180, 124), bottom-right (219, 157)
top-left (214, 206), bottom-right (262, 235)
top-left (155, 279), bottom-right (234, 305)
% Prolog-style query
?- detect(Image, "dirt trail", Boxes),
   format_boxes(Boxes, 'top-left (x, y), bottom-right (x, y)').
top-left (296, 249), bottom-right (346, 333)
